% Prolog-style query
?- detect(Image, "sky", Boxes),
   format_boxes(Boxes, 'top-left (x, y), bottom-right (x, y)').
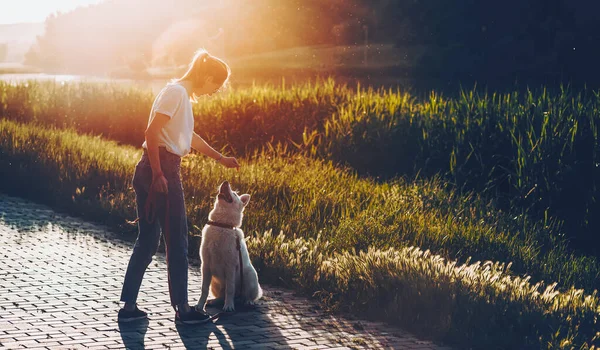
top-left (0, 0), bottom-right (105, 24)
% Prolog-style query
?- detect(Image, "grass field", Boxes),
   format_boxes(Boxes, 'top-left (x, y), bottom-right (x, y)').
top-left (0, 119), bottom-right (598, 348)
top-left (1, 79), bottom-right (599, 255)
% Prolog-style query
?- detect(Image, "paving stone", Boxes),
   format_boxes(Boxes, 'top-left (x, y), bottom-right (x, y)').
top-left (0, 194), bottom-right (452, 349)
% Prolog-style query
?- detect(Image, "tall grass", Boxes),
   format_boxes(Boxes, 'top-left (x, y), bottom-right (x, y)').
top-left (0, 119), bottom-right (598, 348)
top-left (250, 232), bottom-right (600, 348)
top-left (0, 79), bottom-right (348, 153)
top-left (321, 86), bottom-right (600, 249)
top-left (1, 80), bottom-right (599, 251)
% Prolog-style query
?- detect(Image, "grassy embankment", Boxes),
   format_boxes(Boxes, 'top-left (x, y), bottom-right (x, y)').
top-left (0, 119), bottom-right (599, 348)
top-left (1, 80), bottom-right (599, 292)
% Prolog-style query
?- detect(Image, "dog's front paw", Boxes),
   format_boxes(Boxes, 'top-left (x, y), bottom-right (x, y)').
top-left (223, 304), bottom-right (235, 312)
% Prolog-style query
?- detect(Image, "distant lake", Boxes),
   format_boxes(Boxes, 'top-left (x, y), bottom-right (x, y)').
top-left (0, 73), bottom-right (170, 94)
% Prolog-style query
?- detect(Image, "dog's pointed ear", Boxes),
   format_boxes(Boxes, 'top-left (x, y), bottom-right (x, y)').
top-left (240, 194), bottom-right (251, 206)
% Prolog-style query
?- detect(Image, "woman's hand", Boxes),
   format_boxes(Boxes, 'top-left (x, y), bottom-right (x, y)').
top-left (151, 172), bottom-right (169, 193)
top-left (219, 156), bottom-right (240, 169)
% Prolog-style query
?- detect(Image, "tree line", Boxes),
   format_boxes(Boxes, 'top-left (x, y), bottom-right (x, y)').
top-left (24, 0), bottom-right (600, 85)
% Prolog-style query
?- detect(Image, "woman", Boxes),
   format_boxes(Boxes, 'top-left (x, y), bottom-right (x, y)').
top-left (119, 49), bottom-right (239, 325)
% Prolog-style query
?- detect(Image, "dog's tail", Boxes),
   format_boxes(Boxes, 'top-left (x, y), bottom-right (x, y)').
top-left (247, 282), bottom-right (263, 302)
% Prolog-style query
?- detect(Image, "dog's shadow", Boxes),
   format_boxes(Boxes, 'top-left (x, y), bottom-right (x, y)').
top-left (175, 321), bottom-right (218, 349)
top-left (118, 318), bottom-right (149, 350)
top-left (176, 299), bottom-right (289, 350)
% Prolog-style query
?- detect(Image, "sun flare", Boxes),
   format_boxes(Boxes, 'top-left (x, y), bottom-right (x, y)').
top-left (0, 0), bottom-right (104, 24)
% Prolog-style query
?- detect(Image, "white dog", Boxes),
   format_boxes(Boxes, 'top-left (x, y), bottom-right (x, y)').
top-left (196, 181), bottom-right (263, 312)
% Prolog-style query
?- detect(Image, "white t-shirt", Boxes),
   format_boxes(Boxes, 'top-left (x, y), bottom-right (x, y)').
top-left (142, 82), bottom-right (194, 157)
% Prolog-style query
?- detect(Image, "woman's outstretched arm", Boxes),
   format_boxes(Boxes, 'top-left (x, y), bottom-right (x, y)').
top-left (191, 132), bottom-right (240, 169)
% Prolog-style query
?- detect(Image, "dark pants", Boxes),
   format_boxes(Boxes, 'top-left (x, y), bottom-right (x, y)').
top-left (120, 147), bottom-right (189, 308)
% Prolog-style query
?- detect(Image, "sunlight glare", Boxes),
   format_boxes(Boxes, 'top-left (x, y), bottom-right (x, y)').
top-left (0, 0), bottom-right (105, 24)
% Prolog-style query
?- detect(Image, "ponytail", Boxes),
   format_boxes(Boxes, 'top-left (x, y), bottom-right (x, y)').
top-left (174, 49), bottom-right (230, 90)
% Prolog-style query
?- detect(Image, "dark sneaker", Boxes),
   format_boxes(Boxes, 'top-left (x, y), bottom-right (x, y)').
top-left (118, 306), bottom-right (148, 323)
top-left (175, 308), bottom-right (211, 325)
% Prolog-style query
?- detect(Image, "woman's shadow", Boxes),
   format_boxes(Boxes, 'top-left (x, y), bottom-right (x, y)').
top-left (175, 299), bottom-right (289, 350)
top-left (118, 318), bottom-right (149, 349)
top-left (115, 298), bottom-right (289, 349)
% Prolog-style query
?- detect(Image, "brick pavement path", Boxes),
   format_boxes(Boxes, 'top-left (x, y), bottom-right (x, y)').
top-left (0, 194), bottom-right (453, 350)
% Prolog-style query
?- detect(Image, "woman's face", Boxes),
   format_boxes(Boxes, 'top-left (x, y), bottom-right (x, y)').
top-left (194, 77), bottom-right (222, 97)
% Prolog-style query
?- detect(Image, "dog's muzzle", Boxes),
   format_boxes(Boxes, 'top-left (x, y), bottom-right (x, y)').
top-left (218, 181), bottom-right (233, 203)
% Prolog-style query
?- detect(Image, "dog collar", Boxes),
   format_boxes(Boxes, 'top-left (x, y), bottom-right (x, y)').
top-left (206, 221), bottom-right (238, 230)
